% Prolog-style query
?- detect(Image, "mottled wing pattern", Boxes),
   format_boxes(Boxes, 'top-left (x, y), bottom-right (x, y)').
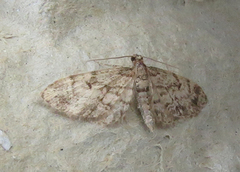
top-left (148, 67), bottom-right (208, 126)
top-left (41, 67), bottom-right (134, 125)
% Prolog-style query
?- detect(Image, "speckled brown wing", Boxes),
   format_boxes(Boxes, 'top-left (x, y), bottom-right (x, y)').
top-left (147, 66), bottom-right (208, 126)
top-left (41, 67), bottom-right (135, 125)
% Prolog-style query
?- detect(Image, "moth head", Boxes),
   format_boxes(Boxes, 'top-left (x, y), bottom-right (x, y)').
top-left (131, 54), bottom-right (143, 62)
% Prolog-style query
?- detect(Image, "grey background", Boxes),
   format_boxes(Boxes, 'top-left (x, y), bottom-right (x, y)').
top-left (1, 0), bottom-right (240, 171)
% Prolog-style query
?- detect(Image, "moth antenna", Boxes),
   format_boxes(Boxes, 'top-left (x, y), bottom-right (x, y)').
top-left (143, 56), bottom-right (179, 69)
top-left (86, 55), bottom-right (133, 62)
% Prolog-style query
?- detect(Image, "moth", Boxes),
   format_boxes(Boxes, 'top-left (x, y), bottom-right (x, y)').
top-left (41, 54), bottom-right (207, 131)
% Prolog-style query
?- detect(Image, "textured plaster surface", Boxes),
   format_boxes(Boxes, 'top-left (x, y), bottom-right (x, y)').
top-left (0, 0), bottom-right (240, 172)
